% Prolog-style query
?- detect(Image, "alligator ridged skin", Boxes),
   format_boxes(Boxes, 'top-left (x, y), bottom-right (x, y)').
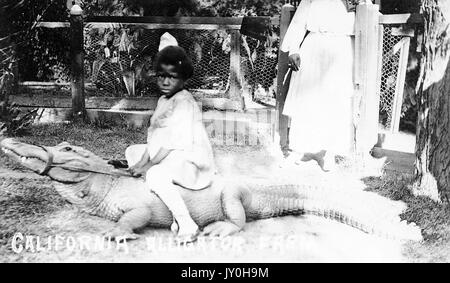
top-left (0, 138), bottom-right (422, 241)
top-left (52, 174), bottom-right (419, 240)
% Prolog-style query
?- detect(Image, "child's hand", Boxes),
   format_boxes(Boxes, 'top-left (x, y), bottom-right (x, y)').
top-left (127, 165), bottom-right (146, 177)
top-left (128, 162), bottom-right (153, 178)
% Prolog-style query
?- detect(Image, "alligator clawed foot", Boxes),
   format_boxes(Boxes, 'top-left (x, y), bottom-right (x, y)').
top-left (103, 227), bottom-right (140, 242)
top-left (201, 221), bottom-right (241, 237)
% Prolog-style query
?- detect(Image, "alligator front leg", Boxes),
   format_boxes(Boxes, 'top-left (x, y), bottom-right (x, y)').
top-left (104, 207), bottom-right (153, 241)
top-left (202, 186), bottom-right (251, 237)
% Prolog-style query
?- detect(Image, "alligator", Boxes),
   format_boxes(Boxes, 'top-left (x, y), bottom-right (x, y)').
top-left (0, 138), bottom-right (422, 241)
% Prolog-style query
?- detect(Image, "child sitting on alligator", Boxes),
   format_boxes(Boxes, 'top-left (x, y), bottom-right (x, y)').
top-left (125, 37), bottom-right (216, 243)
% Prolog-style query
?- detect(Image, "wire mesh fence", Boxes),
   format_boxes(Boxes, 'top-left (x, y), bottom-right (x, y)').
top-left (16, 20), bottom-right (280, 105)
top-left (83, 23), bottom-right (280, 103)
top-left (378, 25), bottom-right (405, 129)
top-left (240, 26), bottom-right (279, 106)
top-left (16, 16), bottom-right (411, 124)
top-left (84, 26), bottom-right (231, 97)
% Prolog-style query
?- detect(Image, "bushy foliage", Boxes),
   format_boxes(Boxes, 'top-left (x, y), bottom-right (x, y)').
top-left (380, 0), bottom-right (420, 14)
top-left (0, 63), bottom-right (37, 136)
top-left (0, 102), bottom-right (37, 136)
top-left (197, 0), bottom-right (284, 16)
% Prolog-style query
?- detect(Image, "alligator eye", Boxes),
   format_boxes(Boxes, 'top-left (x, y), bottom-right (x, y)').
top-left (62, 146), bottom-right (72, 151)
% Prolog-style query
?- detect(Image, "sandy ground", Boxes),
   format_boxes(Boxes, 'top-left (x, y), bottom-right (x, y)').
top-left (0, 142), bottom-right (425, 263)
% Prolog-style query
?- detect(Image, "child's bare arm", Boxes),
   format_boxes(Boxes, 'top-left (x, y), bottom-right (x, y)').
top-left (128, 147), bottom-right (173, 177)
top-left (150, 147), bottom-right (172, 165)
top-left (128, 148), bottom-right (151, 177)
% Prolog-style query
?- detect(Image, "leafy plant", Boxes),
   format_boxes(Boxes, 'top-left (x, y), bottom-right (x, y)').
top-left (0, 102), bottom-right (38, 136)
top-left (0, 0), bottom-right (49, 135)
top-left (0, 66), bottom-right (37, 136)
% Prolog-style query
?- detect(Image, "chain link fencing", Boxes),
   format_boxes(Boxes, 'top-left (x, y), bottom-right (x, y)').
top-left (17, 17), bottom-right (412, 127)
top-left (378, 25), bottom-right (407, 129)
top-left (83, 23), bottom-right (279, 103)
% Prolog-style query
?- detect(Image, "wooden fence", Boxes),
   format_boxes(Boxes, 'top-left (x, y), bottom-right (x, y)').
top-left (11, 3), bottom-right (423, 150)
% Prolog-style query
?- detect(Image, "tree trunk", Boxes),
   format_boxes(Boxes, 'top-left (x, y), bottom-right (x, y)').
top-left (414, 0), bottom-right (450, 203)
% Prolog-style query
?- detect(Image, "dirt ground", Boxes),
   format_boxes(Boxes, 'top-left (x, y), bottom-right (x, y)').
top-left (0, 124), bottom-right (448, 262)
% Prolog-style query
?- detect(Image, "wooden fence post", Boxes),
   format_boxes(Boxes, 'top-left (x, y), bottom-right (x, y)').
top-left (70, 4), bottom-right (86, 121)
top-left (276, 3), bottom-right (295, 149)
top-left (354, 2), bottom-right (381, 159)
top-left (229, 30), bottom-right (243, 108)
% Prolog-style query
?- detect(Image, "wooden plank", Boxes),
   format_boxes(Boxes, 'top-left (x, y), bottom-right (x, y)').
top-left (229, 30), bottom-right (242, 101)
top-left (86, 16), bottom-right (244, 25)
top-left (36, 17), bottom-right (280, 30)
top-left (194, 97), bottom-right (243, 111)
top-left (86, 16), bottom-right (244, 30)
top-left (391, 37), bottom-right (411, 133)
top-left (19, 82), bottom-right (71, 87)
top-left (10, 94), bottom-right (160, 110)
top-left (256, 109), bottom-right (270, 145)
top-left (36, 22), bottom-right (70, 28)
top-left (376, 24), bottom-right (384, 125)
top-left (391, 26), bottom-right (415, 37)
top-left (87, 16), bottom-right (278, 26)
top-left (27, 107), bottom-right (72, 123)
top-left (354, 3), bottom-right (381, 156)
top-left (87, 109), bottom-right (153, 128)
top-left (70, 11), bottom-right (86, 120)
top-left (267, 108), bottom-right (275, 142)
top-left (236, 118), bottom-right (246, 146)
top-left (11, 92), bottom-right (244, 111)
top-left (85, 22), bottom-right (241, 30)
top-left (202, 109), bottom-right (273, 121)
top-left (248, 113), bottom-right (258, 146)
top-left (379, 13), bottom-right (423, 25)
top-left (214, 112), bottom-right (225, 146)
top-left (28, 107), bottom-right (153, 128)
top-left (225, 118), bottom-right (236, 146)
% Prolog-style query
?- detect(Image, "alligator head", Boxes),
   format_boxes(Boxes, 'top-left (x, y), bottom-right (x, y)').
top-left (1, 138), bottom-right (123, 183)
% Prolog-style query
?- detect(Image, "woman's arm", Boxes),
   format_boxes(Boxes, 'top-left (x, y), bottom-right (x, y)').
top-left (280, 0), bottom-right (311, 55)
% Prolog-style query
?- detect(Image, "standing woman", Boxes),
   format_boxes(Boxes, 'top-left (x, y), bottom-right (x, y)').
top-left (281, 0), bottom-right (360, 170)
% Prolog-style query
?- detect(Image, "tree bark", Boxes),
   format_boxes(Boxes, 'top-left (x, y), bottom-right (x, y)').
top-left (414, 0), bottom-right (450, 203)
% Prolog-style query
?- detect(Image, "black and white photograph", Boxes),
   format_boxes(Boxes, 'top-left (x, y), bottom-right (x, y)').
top-left (0, 0), bottom-right (449, 265)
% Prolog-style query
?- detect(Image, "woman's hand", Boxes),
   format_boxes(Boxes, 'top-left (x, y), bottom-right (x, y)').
top-left (288, 53), bottom-right (301, 71)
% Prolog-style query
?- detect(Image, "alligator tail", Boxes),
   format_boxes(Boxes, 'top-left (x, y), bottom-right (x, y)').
top-left (246, 184), bottom-right (422, 241)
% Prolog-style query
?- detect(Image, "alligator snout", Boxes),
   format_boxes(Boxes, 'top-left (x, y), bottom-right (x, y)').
top-left (1, 138), bottom-right (22, 156)
top-left (1, 138), bottom-right (19, 147)
top-left (1, 138), bottom-right (49, 173)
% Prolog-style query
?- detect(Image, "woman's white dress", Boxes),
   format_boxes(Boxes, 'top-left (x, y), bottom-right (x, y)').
top-left (280, 0), bottom-right (356, 155)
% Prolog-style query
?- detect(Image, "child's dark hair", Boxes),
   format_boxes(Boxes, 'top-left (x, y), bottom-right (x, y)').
top-left (154, 46), bottom-right (194, 80)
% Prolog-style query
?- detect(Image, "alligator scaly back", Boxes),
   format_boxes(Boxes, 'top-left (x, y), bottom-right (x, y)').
top-left (244, 184), bottom-right (422, 241)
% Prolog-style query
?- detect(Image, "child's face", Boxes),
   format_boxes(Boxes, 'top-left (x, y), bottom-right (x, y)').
top-left (156, 64), bottom-right (185, 97)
